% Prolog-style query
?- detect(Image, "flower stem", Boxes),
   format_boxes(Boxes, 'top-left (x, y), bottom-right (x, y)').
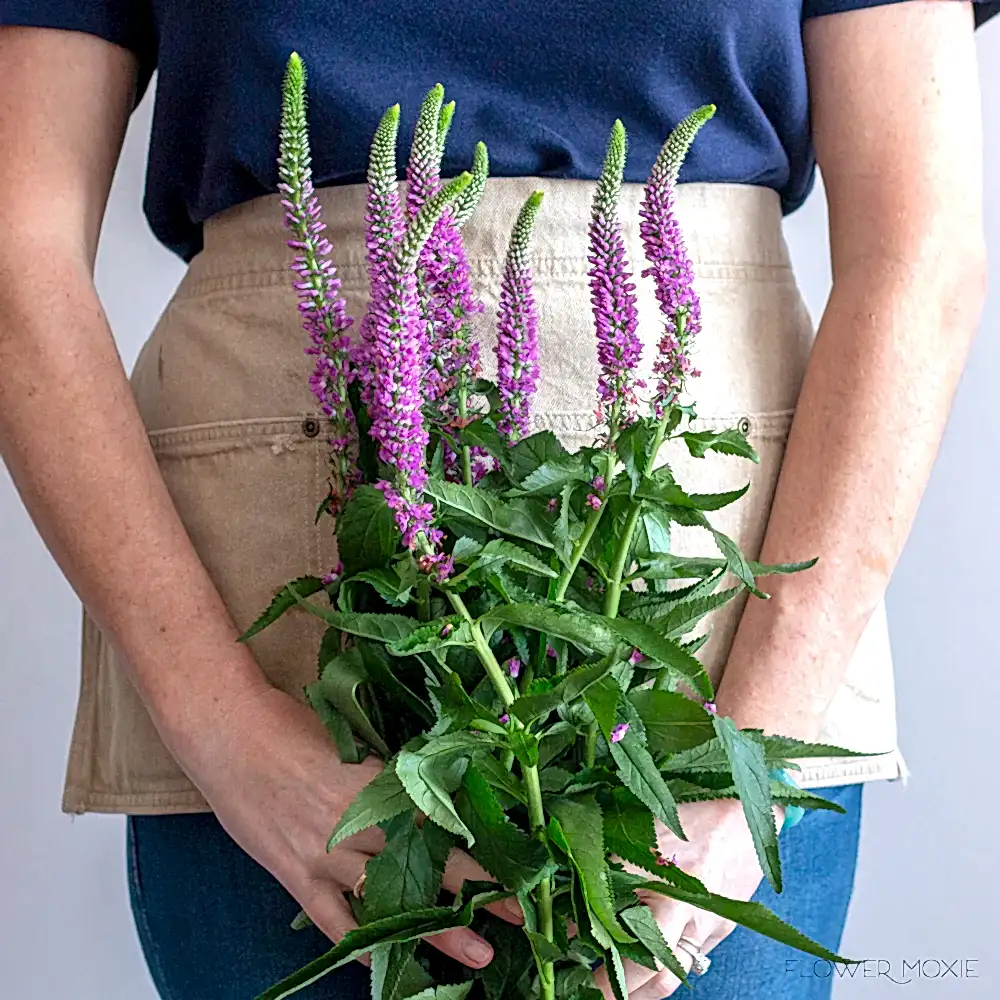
top-left (553, 450), bottom-right (616, 601)
top-left (445, 588), bottom-right (555, 1000)
top-left (457, 380), bottom-right (473, 487)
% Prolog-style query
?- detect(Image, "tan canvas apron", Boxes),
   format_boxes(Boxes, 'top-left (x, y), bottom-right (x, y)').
top-left (62, 179), bottom-right (907, 815)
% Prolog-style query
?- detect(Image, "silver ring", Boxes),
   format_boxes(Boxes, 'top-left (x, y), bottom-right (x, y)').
top-left (675, 937), bottom-right (712, 976)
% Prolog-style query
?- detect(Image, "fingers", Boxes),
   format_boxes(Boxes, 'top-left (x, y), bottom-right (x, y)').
top-left (442, 849), bottom-right (523, 925)
top-left (299, 885), bottom-right (368, 967)
top-left (593, 955), bottom-right (662, 999)
top-left (627, 949), bottom-right (695, 1000)
top-left (424, 926), bottom-right (496, 970)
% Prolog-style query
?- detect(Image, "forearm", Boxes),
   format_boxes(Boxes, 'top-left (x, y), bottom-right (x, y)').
top-left (715, 252), bottom-right (985, 739)
top-left (0, 249), bottom-right (269, 750)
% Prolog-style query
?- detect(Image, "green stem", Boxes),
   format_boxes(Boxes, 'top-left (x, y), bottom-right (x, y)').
top-left (602, 501), bottom-right (641, 618)
top-left (584, 721), bottom-right (597, 768)
top-left (446, 588), bottom-right (555, 1000)
top-left (553, 449), bottom-right (616, 602)
top-left (458, 381), bottom-right (473, 488)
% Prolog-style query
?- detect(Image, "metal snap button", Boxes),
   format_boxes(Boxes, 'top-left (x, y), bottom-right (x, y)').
top-left (737, 417), bottom-right (752, 435)
top-left (301, 417), bottom-right (321, 438)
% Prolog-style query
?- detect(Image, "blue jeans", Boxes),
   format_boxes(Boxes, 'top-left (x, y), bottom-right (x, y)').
top-left (127, 783), bottom-right (862, 1000)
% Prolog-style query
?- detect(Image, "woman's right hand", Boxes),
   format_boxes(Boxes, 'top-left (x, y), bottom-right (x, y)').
top-left (177, 679), bottom-right (519, 970)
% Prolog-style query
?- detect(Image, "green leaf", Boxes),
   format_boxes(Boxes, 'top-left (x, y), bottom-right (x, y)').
top-left (548, 796), bottom-right (633, 946)
top-left (525, 930), bottom-right (564, 962)
top-left (351, 568), bottom-right (413, 607)
top-left (639, 881), bottom-right (858, 965)
top-left (582, 675), bottom-right (621, 736)
top-left (387, 616), bottom-right (474, 655)
top-left (338, 485), bottom-right (402, 576)
top-left (615, 420), bottom-right (656, 494)
top-left (404, 986), bottom-right (474, 1000)
top-left (509, 455), bottom-right (591, 496)
top-left (480, 603), bottom-right (616, 656)
top-left (620, 905), bottom-right (690, 987)
top-left (452, 539), bottom-right (558, 583)
top-left (287, 584), bottom-right (421, 644)
top-left (304, 687), bottom-right (360, 763)
top-left (307, 648), bottom-right (390, 757)
top-left (370, 942), bottom-right (429, 1000)
top-left (757, 733), bottom-right (873, 761)
top-left (645, 587), bottom-right (742, 638)
top-left (632, 554), bottom-right (727, 582)
top-left (238, 575), bottom-right (324, 641)
top-left (328, 766), bottom-right (416, 850)
top-left (609, 726), bottom-right (685, 840)
top-left (424, 479), bottom-right (554, 550)
top-left (474, 751), bottom-right (527, 805)
top-left (396, 732), bottom-right (495, 845)
top-left (553, 482), bottom-right (576, 565)
top-left (713, 715), bottom-right (781, 892)
top-left (679, 428), bottom-right (759, 462)
top-left (364, 812), bottom-right (443, 921)
top-left (460, 418), bottom-right (507, 461)
top-left (751, 558), bottom-right (819, 577)
top-left (597, 615), bottom-right (713, 700)
top-left (687, 483), bottom-right (751, 511)
top-left (451, 536), bottom-right (484, 563)
top-left (710, 526), bottom-right (767, 598)
top-left (604, 943), bottom-right (629, 1000)
top-left (480, 920), bottom-right (535, 1000)
top-left (505, 430), bottom-right (570, 484)
top-left (454, 765), bottom-right (550, 892)
top-left (628, 690), bottom-right (716, 757)
top-left (255, 892), bottom-right (510, 1000)
top-left (633, 507), bottom-right (672, 561)
top-left (603, 787), bottom-right (659, 873)
top-left (509, 661), bottom-right (615, 723)
top-left (357, 641), bottom-right (434, 726)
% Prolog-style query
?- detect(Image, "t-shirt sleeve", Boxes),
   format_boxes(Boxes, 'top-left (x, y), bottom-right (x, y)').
top-left (0, 1), bottom-right (157, 101)
top-left (804, 0), bottom-right (1000, 29)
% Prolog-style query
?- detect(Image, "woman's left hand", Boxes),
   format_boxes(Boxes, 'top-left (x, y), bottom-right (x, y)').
top-left (595, 797), bottom-right (783, 1000)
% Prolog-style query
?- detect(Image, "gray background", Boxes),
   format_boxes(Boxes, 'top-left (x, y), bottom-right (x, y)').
top-left (2, 23), bottom-right (998, 999)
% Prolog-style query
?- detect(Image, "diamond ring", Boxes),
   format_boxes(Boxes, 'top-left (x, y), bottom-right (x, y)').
top-left (675, 937), bottom-right (712, 976)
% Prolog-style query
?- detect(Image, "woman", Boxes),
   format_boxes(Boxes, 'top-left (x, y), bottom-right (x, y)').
top-left (0, 2), bottom-right (992, 998)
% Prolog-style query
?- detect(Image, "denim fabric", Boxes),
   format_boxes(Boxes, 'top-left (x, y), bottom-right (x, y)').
top-left (127, 782), bottom-right (862, 1000)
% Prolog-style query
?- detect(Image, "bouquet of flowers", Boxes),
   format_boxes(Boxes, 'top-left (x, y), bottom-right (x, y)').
top-left (242, 53), bottom-right (866, 1000)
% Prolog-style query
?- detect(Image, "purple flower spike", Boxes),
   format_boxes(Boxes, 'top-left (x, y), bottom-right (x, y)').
top-left (640, 105), bottom-right (715, 416)
top-left (499, 713), bottom-right (511, 726)
top-left (585, 494), bottom-right (602, 510)
top-left (496, 191), bottom-right (544, 444)
top-left (278, 54), bottom-right (356, 513)
top-left (703, 701), bottom-right (718, 714)
top-left (356, 103), bottom-right (406, 400)
top-left (589, 120), bottom-right (644, 430)
top-left (406, 85), bottom-right (446, 220)
top-left (610, 722), bottom-right (630, 744)
top-left (507, 658), bottom-right (521, 679)
top-left (629, 649), bottom-right (644, 665)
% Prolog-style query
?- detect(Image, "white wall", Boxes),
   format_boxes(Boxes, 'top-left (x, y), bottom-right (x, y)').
top-left (2, 25), bottom-right (999, 999)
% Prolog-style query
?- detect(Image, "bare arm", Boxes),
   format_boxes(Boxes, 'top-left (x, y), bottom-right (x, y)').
top-left (0, 26), bottom-right (268, 748)
top-left (715, 0), bottom-right (987, 738)
top-left (0, 26), bottom-right (511, 967)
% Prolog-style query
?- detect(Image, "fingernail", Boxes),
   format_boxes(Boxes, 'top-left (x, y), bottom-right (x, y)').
top-left (465, 938), bottom-right (493, 966)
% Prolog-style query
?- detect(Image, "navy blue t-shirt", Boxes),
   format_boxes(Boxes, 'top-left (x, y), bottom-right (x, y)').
top-left (2, 1), bottom-right (996, 261)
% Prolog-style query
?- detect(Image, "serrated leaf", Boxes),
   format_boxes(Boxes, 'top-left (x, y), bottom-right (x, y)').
top-left (304, 687), bottom-right (360, 763)
top-left (480, 603), bottom-right (616, 656)
top-left (453, 539), bottom-right (558, 583)
top-left (307, 648), bottom-right (390, 757)
top-left (628, 689), bottom-right (716, 757)
top-left (509, 455), bottom-right (590, 495)
top-left (615, 420), bottom-right (657, 494)
top-left (713, 715), bottom-right (781, 892)
top-left (679, 428), bottom-right (759, 462)
top-left (603, 787), bottom-right (659, 873)
top-left (596, 615), bottom-right (713, 700)
top-left (455, 765), bottom-right (549, 892)
top-left (238, 575), bottom-right (324, 641)
top-left (396, 732), bottom-right (495, 845)
top-left (351, 568), bottom-right (413, 607)
top-left (687, 483), bottom-right (751, 511)
top-left (582, 675), bottom-right (621, 736)
top-left (404, 986), bottom-right (474, 1000)
top-left (451, 536), bottom-right (484, 563)
top-left (647, 586), bottom-right (742, 638)
top-left (609, 727), bottom-right (685, 840)
top-left (256, 892), bottom-right (509, 1000)
top-left (328, 766), bottom-right (416, 849)
top-left (510, 661), bottom-right (614, 723)
top-left (505, 430), bottom-right (570, 483)
top-left (424, 479), bottom-right (554, 549)
top-left (357, 641), bottom-right (434, 726)
top-left (620, 905), bottom-right (690, 987)
top-left (364, 812), bottom-right (443, 921)
top-left (338, 485), bottom-right (402, 576)
top-left (460, 418), bottom-right (506, 461)
top-left (639, 880), bottom-right (858, 964)
top-left (548, 796), bottom-right (633, 945)
top-left (387, 616), bottom-right (474, 655)
top-left (287, 583), bottom-right (421, 644)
